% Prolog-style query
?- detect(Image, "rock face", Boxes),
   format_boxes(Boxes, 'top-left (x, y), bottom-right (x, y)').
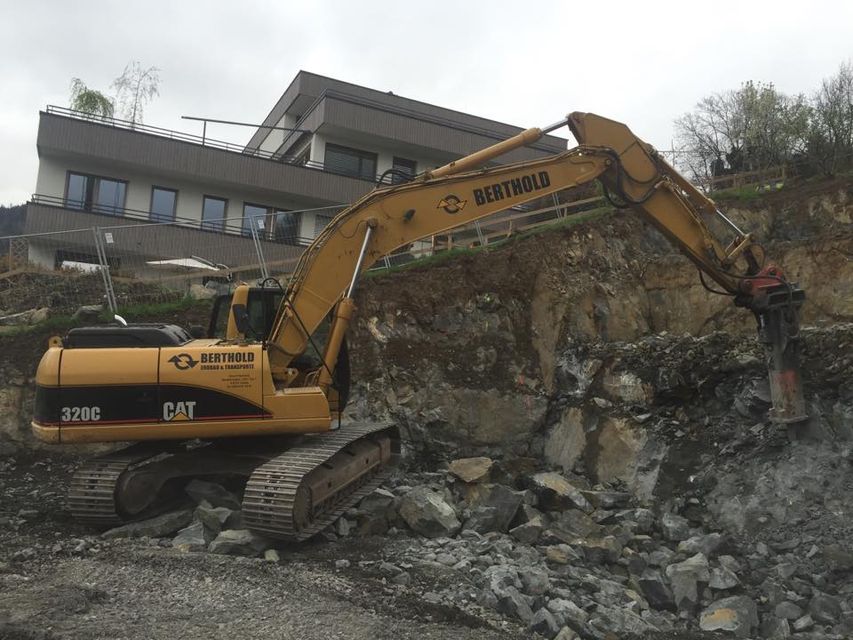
top-left (398, 487), bottom-right (461, 538)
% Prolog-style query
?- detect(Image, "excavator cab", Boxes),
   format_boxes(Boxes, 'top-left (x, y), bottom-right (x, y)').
top-left (207, 287), bottom-right (284, 340)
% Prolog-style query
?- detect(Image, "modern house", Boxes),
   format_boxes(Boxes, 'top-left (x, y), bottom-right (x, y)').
top-left (21, 71), bottom-right (567, 277)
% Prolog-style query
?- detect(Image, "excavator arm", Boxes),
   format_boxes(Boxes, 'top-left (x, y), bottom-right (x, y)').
top-left (263, 112), bottom-right (806, 423)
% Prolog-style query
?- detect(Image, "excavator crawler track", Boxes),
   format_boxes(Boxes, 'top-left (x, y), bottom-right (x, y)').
top-left (67, 450), bottom-right (156, 526)
top-left (242, 423), bottom-right (400, 541)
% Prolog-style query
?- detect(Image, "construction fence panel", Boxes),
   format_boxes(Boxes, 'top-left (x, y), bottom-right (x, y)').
top-left (97, 215), bottom-right (295, 309)
top-left (0, 228), bottom-right (110, 319)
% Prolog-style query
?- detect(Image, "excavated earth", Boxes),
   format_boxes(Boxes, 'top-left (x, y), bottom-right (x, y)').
top-left (1, 175), bottom-right (852, 639)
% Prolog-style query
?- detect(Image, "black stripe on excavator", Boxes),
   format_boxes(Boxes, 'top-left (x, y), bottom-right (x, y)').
top-left (33, 384), bottom-right (270, 426)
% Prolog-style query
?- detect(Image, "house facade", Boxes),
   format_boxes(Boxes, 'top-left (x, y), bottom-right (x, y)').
top-left (23, 71), bottom-right (567, 275)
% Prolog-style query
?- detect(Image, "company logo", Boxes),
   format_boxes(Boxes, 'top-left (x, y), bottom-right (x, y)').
top-left (438, 195), bottom-right (467, 214)
top-left (163, 401), bottom-right (196, 421)
top-left (473, 171), bottom-right (552, 206)
top-left (168, 353), bottom-right (198, 370)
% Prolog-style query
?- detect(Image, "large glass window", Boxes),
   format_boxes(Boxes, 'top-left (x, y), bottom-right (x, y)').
top-left (271, 210), bottom-right (298, 244)
top-left (65, 172), bottom-right (127, 215)
top-left (324, 143), bottom-right (377, 180)
top-left (242, 204), bottom-right (267, 236)
top-left (150, 187), bottom-right (177, 222)
top-left (202, 196), bottom-right (227, 231)
top-left (392, 157), bottom-right (417, 184)
top-left (243, 203), bottom-right (298, 244)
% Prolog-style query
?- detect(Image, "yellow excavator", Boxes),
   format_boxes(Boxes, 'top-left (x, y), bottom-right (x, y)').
top-left (31, 113), bottom-right (806, 540)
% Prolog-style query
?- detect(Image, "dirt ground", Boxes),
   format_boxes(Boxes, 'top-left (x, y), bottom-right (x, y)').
top-left (0, 454), bottom-right (539, 640)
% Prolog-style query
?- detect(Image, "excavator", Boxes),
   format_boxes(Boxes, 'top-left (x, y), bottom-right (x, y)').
top-left (31, 112), bottom-right (807, 541)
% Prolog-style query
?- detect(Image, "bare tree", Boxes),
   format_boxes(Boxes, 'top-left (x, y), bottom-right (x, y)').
top-left (809, 61), bottom-right (853, 175)
top-left (112, 62), bottom-right (160, 125)
top-left (675, 81), bottom-right (810, 184)
top-left (69, 78), bottom-right (114, 118)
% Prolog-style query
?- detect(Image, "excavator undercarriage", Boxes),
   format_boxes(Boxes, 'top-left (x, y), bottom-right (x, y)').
top-left (69, 423), bottom-right (399, 540)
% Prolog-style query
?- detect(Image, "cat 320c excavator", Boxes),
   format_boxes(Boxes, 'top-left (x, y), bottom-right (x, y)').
top-left (32, 112), bottom-right (807, 541)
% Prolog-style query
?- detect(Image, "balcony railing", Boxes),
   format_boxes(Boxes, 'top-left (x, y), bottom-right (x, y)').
top-left (45, 106), bottom-right (401, 185)
top-left (28, 193), bottom-right (339, 246)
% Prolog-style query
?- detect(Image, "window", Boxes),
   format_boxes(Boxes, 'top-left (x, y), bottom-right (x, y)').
top-left (242, 203), bottom-right (267, 237)
top-left (314, 214), bottom-right (333, 236)
top-left (65, 172), bottom-right (127, 214)
top-left (150, 187), bottom-right (177, 222)
top-left (242, 204), bottom-right (298, 244)
top-left (324, 143), bottom-right (377, 180)
top-left (271, 211), bottom-right (298, 244)
top-left (201, 196), bottom-right (227, 231)
top-left (392, 157), bottom-right (417, 184)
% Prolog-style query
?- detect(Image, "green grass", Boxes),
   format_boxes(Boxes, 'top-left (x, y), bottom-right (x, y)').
top-left (113, 296), bottom-right (209, 319)
top-left (713, 182), bottom-right (785, 202)
top-left (0, 296), bottom-right (213, 337)
top-left (366, 206), bottom-right (615, 279)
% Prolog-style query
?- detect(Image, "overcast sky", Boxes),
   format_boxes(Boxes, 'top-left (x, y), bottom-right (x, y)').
top-left (1, 0), bottom-right (851, 205)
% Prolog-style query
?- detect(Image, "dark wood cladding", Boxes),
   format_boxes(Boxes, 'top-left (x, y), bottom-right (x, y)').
top-left (37, 113), bottom-right (371, 206)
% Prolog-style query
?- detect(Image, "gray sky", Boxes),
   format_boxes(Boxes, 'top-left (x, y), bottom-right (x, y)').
top-left (2, 0), bottom-right (851, 205)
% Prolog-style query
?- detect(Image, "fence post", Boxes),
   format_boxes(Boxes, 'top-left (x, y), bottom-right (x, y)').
top-left (250, 215), bottom-right (270, 281)
top-left (92, 226), bottom-right (118, 313)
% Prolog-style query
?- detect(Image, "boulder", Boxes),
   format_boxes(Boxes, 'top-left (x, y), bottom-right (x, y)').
top-left (792, 614), bottom-right (814, 632)
top-left (448, 457), bottom-right (493, 483)
top-left (172, 521), bottom-right (210, 552)
top-left (572, 535), bottom-right (622, 564)
top-left (808, 592), bottom-right (841, 624)
top-left (677, 532), bottom-right (724, 557)
top-left (529, 608), bottom-right (560, 639)
top-left (496, 586), bottom-right (534, 623)
top-left (102, 509), bottom-right (193, 539)
top-left (699, 595), bottom-right (758, 639)
top-left (709, 565), bottom-right (740, 590)
top-left (462, 484), bottom-right (521, 533)
top-left (579, 489), bottom-right (630, 510)
top-left (519, 566), bottom-right (550, 596)
top-left (358, 488), bottom-right (396, 517)
top-left (760, 618), bottom-right (791, 639)
top-left (195, 503), bottom-right (236, 535)
top-left (546, 598), bottom-right (588, 632)
top-left (774, 601), bottom-right (803, 620)
top-left (665, 552), bottom-right (710, 613)
top-left (660, 512), bottom-right (690, 541)
top-left (399, 486), bottom-right (461, 538)
top-left (636, 569), bottom-right (675, 610)
top-left (587, 605), bottom-right (652, 637)
top-left (208, 529), bottom-right (270, 557)
top-left (529, 472), bottom-right (593, 513)
top-left (72, 304), bottom-right (103, 322)
top-left (185, 480), bottom-right (241, 510)
top-left (509, 516), bottom-right (544, 544)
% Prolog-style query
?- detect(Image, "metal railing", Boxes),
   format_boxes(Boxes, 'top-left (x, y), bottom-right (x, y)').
top-left (46, 106), bottom-right (400, 185)
top-left (28, 194), bottom-right (343, 246)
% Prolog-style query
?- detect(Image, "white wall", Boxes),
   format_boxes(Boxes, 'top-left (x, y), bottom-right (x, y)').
top-left (34, 156), bottom-right (313, 232)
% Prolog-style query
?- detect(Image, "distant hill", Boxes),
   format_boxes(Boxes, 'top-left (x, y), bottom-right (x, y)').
top-left (0, 204), bottom-right (25, 238)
